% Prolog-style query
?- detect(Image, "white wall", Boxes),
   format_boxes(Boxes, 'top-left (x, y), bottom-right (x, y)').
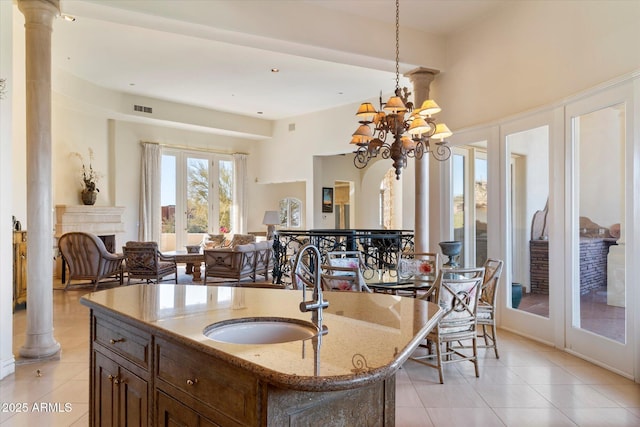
top-left (0, 0), bottom-right (15, 380)
top-left (438, 1), bottom-right (640, 131)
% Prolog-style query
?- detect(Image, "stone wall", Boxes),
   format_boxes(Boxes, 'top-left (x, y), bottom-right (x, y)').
top-left (529, 238), bottom-right (617, 295)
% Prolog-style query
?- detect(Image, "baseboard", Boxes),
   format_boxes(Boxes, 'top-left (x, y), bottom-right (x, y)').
top-left (0, 355), bottom-right (16, 380)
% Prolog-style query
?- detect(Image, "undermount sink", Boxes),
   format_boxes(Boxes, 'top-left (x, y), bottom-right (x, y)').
top-left (203, 317), bottom-right (318, 344)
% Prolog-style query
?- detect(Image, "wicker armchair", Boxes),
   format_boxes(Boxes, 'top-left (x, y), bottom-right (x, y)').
top-left (58, 232), bottom-right (124, 291)
top-left (411, 267), bottom-right (485, 383)
top-left (122, 241), bottom-right (177, 284)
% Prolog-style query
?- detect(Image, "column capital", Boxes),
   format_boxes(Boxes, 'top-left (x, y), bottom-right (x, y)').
top-left (405, 67), bottom-right (440, 106)
top-left (17, 0), bottom-right (60, 23)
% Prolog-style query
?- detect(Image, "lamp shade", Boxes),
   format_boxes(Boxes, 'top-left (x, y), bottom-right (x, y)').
top-left (262, 210), bottom-right (280, 225)
top-left (417, 99), bottom-right (441, 117)
top-left (355, 102), bottom-right (377, 121)
top-left (432, 123), bottom-right (453, 140)
top-left (407, 116), bottom-right (429, 136)
top-left (383, 96), bottom-right (407, 114)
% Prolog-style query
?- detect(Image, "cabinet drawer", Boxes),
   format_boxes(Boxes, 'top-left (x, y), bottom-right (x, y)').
top-left (94, 315), bottom-right (151, 370)
top-left (156, 338), bottom-right (258, 426)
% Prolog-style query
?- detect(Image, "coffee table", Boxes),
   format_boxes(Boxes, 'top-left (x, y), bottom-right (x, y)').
top-left (164, 250), bottom-right (204, 282)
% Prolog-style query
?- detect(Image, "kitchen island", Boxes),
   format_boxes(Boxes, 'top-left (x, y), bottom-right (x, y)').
top-left (80, 284), bottom-right (442, 426)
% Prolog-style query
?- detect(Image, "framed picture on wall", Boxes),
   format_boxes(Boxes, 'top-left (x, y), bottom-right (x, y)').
top-left (322, 187), bottom-right (334, 213)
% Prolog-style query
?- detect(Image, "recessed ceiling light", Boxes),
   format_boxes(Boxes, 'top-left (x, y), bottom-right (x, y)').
top-left (271, 68), bottom-right (279, 73)
top-left (129, 83), bottom-right (135, 86)
top-left (257, 111), bottom-right (264, 115)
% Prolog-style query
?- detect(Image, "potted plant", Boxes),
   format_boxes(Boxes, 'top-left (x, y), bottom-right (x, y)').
top-left (72, 149), bottom-right (100, 205)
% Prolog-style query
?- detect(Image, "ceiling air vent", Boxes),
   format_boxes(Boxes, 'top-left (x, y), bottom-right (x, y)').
top-left (288, 123), bottom-right (296, 132)
top-left (133, 104), bottom-right (152, 114)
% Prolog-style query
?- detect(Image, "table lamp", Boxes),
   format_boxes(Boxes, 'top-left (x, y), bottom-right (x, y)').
top-left (262, 210), bottom-right (280, 241)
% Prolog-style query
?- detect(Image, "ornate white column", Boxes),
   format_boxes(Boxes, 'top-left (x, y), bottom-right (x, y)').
top-left (405, 67), bottom-right (439, 253)
top-left (17, 0), bottom-right (60, 359)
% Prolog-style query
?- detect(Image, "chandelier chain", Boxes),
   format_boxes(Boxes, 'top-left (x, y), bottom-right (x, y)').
top-left (395, 0), bottom-right (400, 90)
top-left (349, 0), bottom-right (452, 179)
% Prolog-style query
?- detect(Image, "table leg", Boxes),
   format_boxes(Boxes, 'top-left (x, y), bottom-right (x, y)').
top-left (192, 262), bottom-right (202, 282)
top-left (186, 262), bottom-right (194, 275)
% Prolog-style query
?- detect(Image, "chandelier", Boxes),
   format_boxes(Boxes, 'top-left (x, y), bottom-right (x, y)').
top-left (350, 0), bottom-right (452, 179)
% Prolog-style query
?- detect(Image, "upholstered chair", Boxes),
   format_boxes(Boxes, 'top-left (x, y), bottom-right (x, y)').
top-left (58, 232), bottom-right (124, 291)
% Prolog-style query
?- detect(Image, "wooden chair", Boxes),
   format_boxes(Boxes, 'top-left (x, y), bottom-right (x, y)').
top-left (58, 232), bottom-right (124, 291)
top-left (325, 251), bottom-right (371, 292)
top-left (477, 258), bottom-right (504, 358)
top-left (122, 241), bottom-right (177, 284)
top-left (411, 267), bottom-right (485, 383)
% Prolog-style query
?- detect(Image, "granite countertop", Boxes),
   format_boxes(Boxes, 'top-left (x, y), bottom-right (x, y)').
top-left (80, 284), bottom-right (442, 392)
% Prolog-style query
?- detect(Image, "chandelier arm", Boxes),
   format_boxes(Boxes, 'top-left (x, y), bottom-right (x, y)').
top-left (353, 146), bottom-right (371, 169)
top-left (431, 143), bottom-right (452, 161)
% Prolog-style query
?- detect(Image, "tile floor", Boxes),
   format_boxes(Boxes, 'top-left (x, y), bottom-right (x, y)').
top-left (3, 277), bottom-right (640, 426)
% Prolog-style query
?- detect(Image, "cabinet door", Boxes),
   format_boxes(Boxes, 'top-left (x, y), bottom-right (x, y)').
top-left (118, 364), bottom-right (149, 427)
top-left (93, 351), bottom-right (118, 426)
top-left (156, 391), bottom-right (219, 427)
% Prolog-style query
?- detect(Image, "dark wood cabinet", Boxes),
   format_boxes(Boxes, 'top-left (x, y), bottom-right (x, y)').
top-left (13, 230), bottom-right (27, 310)
top-left (88, 307), bottom-right (396, 427)
top-left (93, 350), bottom-right (148, 427)
top-left (156, 391), bottom-right (219, 427)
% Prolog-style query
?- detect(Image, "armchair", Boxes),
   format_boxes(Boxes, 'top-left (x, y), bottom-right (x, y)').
top-left (58, 232), bottom-right (124, 291)
top-left (122, 241), bottom-right (177, 284)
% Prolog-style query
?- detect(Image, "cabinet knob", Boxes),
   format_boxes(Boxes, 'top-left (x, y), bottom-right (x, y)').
top-left (186, 378), bottom-right (198, 386)
top-left (109, 338), bottom-right (125, 344)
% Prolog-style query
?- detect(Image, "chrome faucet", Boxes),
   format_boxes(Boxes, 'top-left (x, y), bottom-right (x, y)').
top-left (294, 244), bottom-right (329, 326)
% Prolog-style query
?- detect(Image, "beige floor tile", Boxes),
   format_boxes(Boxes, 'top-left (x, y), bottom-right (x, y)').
top-left (562, 364), bottom-right (636, 385)
top-left (474, 384), bottom-right (553, 408)
top-left (396, 406), bottom-right (434, 427)
top-left (426, 407), bottom-right (505, 427)
top-left (589, 384), bottom-right (640, 407)
top-left (492, 407), bottom-right (578, 427)
top-left (396, 381), bottom-right (424, 408)
top-left (414, 383), bottom-right (488, 408)
top-left (559, 407), bottom-right (640, 426)
top-left (508, 366), bottom-right (583, 385)
top-left (459, 365), bottom-right (525, 385)
top-left (531, 384), bottom-right (620, 408)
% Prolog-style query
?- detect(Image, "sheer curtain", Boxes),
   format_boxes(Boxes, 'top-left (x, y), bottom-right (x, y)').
top-left (139, 142), bottom-right (161, 242)
top-left (232, 153), bottom-right (248, 234)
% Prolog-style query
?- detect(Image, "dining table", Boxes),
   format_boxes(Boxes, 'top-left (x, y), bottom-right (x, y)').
top-left (364, 268), bottom-right (433, 298)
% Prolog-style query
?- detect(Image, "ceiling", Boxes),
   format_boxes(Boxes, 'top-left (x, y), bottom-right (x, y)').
top-left (51, 0), bottom-right (506, 121)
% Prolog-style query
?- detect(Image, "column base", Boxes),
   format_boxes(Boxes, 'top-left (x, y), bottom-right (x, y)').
top-left (19, 334), bottom-right (61, 360)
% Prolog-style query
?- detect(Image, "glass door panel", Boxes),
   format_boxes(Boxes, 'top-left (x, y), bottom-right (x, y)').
top-left (574, 104), bottom-right (626, 343)
top-left (506, 125), bottom-right (550, 317)
top-left (474, 155), bottom-right (488, 266)
top-left (452, 153), bottom-right (466, 262)
top-left (160, 154), bottom-right (177, 252)
top-left (218, 160), bottom-right (233, 234)
top-left (186, 157), bottom-right (209, 245)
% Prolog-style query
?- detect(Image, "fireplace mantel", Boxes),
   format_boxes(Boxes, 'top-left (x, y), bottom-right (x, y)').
top-left (54, 205), bottom-right (125, 238)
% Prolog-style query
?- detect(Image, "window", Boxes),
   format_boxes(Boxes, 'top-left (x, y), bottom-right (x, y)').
top-left (160, 149), bottom-right (234, 251)
top-left (279, 197), bottom-right (302, 229)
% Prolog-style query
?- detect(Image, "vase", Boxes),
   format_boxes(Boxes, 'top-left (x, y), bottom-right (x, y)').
top-left (81, 190), bottom-right (97, 206)
top-left (512, 283), bottom-right (523, 309)
top-left (438, 240), bottom-right (462, 267)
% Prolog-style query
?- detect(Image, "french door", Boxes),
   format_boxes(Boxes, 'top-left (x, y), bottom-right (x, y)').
top-left (564, 83), bottom-right (634, 375)
top-left (160, 149), bottom-right (233, 251)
